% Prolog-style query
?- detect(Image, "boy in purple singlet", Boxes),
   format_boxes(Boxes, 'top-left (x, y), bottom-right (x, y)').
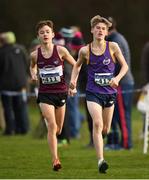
top-left (69, 15), bottom-right (128, 173)
top-left (30, 20), bottom-right (76, 171)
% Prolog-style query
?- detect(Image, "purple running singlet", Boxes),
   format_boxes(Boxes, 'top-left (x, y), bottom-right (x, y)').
top-left (86, 41), bottom-right (117, 94)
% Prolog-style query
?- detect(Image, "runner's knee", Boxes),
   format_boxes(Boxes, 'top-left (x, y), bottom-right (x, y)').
top-left (47, 122), bottom-right (57, 133)
top-left (93, 121), bottom-right (103, 133)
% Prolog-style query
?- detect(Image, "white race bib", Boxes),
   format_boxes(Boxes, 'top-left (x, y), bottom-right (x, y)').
top-left (39, 65), bottom-right (63, 84)
top-left (94, 73), bottom-right (113, 86)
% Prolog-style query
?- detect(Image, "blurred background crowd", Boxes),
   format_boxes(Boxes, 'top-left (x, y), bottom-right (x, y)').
top-left (1, 0), bottom-right (149, 150)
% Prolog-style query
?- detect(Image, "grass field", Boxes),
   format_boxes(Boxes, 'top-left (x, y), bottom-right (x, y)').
top-left (0, 100), bottom-right (149, 179)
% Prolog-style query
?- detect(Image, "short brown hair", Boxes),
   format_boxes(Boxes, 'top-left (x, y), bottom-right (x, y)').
top-left (90, 15), bottom-right (112, 28)
top-left (35, 20), bottom-right (54, 34)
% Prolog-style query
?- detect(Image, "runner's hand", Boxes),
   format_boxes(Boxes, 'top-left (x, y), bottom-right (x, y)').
top-left (31, 73), bottom-right (38, 81)
top-left (68, 88), bottom-right (77, 96)
top-left (109, 77), bottom-right (119, 88)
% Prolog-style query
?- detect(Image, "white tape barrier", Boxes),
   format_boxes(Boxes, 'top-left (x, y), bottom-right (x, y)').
top-left (144, 111), bottom-right (149, 154)
top-left (0, 88), bottom-right (142, 97)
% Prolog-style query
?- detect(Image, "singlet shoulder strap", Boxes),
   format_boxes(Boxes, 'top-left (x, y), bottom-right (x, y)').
top-left (37, 47), bottom-right (41, 63)
top-left (51, 44), bottom-right (56, 56)
top-left (107, 41), bottom-right (116, 63)
top-left (106, 41), bottom-right (109, 48)
top-left (52, 45), bottom-right (62, 61)
top-left (37, 47), bottom-right (41, 55)
top-left (86, 43), bottom-right (91, 65)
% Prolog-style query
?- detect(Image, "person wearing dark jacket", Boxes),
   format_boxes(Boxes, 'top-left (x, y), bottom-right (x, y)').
top-left (105, 17), bottom-right (134, 149)
top-left (0, 31), bottom-right (30, 135)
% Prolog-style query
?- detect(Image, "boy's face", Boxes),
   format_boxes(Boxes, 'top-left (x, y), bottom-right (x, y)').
top-left (37, 25), bottom-right (54, 44)
top-left (91, 22), bottom-right (108, 41)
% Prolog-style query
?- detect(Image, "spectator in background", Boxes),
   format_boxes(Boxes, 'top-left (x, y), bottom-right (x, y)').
top-left (53, 32), bottom-right (70, 146)
top-left (105, 17), bottom-right (134, 150)
top-left (0, 34), bottom-right (5, 132)
top-left (68, 28), bottom-right (85, 138)
top-left (53, 32), bottom-right (65, 47)
top-left (0, 31), bottom-right (30, 135)
top-left (59, 27), bottom-right (74, 50)
top-left (59, 27), bottom-right (83, 139)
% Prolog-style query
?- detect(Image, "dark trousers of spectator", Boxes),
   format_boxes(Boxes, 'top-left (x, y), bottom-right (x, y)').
top-left (106, 83), bottom-right (134, 149)
top-left (1, 93), bottom-right (29, 135)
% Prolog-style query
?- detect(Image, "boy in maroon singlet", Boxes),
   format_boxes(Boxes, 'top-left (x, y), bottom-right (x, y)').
top-left (30, 20), bottom-right (76, 171)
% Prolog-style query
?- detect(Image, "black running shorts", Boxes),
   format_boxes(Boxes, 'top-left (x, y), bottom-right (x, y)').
top-left (37, 92), bottom-right (67, 108)
top-left (86, 90), bottom-right (117, 108)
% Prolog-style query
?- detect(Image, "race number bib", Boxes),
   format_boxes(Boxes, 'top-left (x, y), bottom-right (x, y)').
top-left (94, 73), bottom-right (113, 86)
top-left (40, 73), bottom-right (61, 84)
top-left (39, 65), bottom-right (63, 84)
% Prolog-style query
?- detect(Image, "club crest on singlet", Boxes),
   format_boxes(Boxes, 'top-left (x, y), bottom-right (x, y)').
top-left (103, 57), bottom-right (111, 65)
top-left (53, 59), bottom-right (59, 65)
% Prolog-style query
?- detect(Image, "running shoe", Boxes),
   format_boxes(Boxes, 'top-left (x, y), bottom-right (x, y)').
top-left (98, 160), bottom-right (109, 173)
top-left (52, 159), bottom-right (62, 171)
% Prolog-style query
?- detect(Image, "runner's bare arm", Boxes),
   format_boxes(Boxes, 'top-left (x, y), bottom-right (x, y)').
top-left (109, 42), bottom-right (128, 88)
top-left (69, 46), bottom-right (88, 89)
top-left (57, 46), bottom-right (76, 66)
top-left (30, 50), bottom-right (38, 81)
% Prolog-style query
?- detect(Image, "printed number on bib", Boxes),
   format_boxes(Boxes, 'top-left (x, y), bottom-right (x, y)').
top-left (41, 73), bottom-right (61, 84)
top-left (94, 73), bottom-right (113, 86)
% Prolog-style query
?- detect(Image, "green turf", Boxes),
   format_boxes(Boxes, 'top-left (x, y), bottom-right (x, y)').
top-left (0, 102), bottom-right (149, 179)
